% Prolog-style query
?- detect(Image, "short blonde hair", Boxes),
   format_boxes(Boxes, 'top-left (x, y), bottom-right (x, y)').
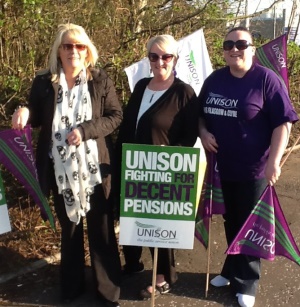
top-left (146, 34), bottom-right (178, 58)
top-left (48, 23), bottom-right (98, 82)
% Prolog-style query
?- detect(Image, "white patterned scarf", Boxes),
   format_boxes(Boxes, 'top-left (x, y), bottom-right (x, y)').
top-left (51, 68), bottom-right (102, 224)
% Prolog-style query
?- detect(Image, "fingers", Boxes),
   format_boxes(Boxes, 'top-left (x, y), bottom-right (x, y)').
top-left (12, 116), bottom-right (25, 130)
top-left (67, 134), bottom-right (79, 146)
top-left (265, 165), bottom-right (281, 186)
top-left (67, 129), bottom-right (82, 146)
top-left (11, 108), bottom-right (29, 130)
top-left (209, 144), bottom-right (218, 153)
top-left (268, 173), bottom-right (280, 186)
top-left (202, 134), bottom-right (218, 153)
top-left (208, 136), bottom-right (218, 153)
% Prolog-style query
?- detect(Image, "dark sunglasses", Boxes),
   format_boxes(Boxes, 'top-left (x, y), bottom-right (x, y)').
top-left (148, 53), bottom-right (174, 63)
top-left (61, 43), bottom-right (87, 51)
top-left (223, 40), bottom-right (253, 51)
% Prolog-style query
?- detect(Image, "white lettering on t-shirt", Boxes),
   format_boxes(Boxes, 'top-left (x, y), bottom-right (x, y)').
top-left (206, 92), bottom-right (238, 108)
top-left (204, 92), bottom-right (238, 118)
top-left (204, 107), bottom-right (237, 117)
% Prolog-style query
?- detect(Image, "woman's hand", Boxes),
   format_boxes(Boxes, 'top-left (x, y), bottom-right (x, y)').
top-left (199, 129), bottom-right (218, 153)
top-left (265, 161), bottom-right (281, 186)
top-left (67, 127), bottom-right (83, 147)
top-left (198, 118), bottom-right (218, 153)
top-left (12, 107), bottom-right (29, 130)
top-left (265, 123), bottom-right (291, 186)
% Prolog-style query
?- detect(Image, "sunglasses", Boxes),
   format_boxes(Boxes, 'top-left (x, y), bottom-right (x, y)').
top-left (61, 43), bottom-right (87, 51)
top-left (223, 40), bottom-right (253, 51)
top-left (148, 53), bottom-right (174, 63)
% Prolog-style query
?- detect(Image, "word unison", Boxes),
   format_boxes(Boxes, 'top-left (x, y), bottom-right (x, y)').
top-left (125, 150), bottom-right (198, 172)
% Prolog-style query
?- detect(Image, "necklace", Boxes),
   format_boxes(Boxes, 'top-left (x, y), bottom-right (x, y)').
top-left (147, 88), bottom-right (167, 104)
top-left (149, 92), bottom-right (155, 103)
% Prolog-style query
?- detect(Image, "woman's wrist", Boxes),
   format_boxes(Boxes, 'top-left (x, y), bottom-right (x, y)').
top-left (77, 125), bottom-right (84, 140)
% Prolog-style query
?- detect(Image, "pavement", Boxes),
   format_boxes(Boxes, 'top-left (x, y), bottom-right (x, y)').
top-left (1, 225), bottom-right (300, 307)
top-left (1, 151), bottom-right (300, 307)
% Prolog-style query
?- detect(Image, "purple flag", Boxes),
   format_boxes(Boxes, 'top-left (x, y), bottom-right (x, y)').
top-left (195, 153), bottom-right (225, 248)
top-left (0, 126), bottom-right (55, 229)
top-left (255, 34), bottom-right (289, 91)
top-left (226, 185), bottom-right (300, 266)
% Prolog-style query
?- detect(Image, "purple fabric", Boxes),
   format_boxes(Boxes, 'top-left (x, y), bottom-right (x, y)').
top-left (199, 63), bottom-right (298, 181)
top-left (195, 153), bottom-right (225, 248)
top-left (255, 34), bottom-right (289, 92)
top-left (204, 153), bottom-right (225, 216)
top-left (0, 126), bottom-right (55, 228)
top-left (226, 185), bottom-right (300, 266)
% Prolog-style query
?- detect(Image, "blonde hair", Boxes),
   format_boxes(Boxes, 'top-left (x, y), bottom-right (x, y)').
top-left (48, 23), bottom-right (98, 82)
top-left (146, 34), bottom-right (178, 58)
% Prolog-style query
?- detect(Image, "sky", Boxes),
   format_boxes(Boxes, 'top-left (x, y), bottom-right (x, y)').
top-left (248, 0), bottom-right (293, 15)
top-left (246, 0), bottom-right (295, 26)
top-left (246, 0), bottom-right (300, 42)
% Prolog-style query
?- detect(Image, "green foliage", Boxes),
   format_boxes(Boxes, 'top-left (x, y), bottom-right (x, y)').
top-left (0, 0), bottom-right (230, 109)
top-left (287, 42), bottom-right (300, 76)
top-left (287, 42), bottom-right (300, 109)
top-left (0, 0), bottom-right (299, 119)
top-left (0, 75), bottom-right (22, 92)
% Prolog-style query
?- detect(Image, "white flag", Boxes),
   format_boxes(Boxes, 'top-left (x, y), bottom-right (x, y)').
top-left (0, 172), bottom-right (11, 235)
top-left (124, 28), bottom-right (213, 95)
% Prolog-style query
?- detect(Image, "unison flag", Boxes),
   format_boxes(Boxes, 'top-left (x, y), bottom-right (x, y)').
top-left (195, 153), bottom-right (225, 248)
top-left (0, 126), bottom-right (55, 229)
top-left (226, 185), bottom-right (300, 266)
top-left (255, 34), bottom-right (289, 91)
top-left (124, 28), bottom-right (213, 95)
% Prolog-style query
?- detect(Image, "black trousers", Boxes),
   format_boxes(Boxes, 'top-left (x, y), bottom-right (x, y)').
top-left (51, 169), bottom-right (121, 302)
top-left (123, 245), bottom-right (177, 285)
top-left (220, 178), bottom-right (267, 296)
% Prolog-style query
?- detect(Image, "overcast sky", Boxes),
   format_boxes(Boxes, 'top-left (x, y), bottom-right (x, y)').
top-left (248, 0), bottom-right (292, 14)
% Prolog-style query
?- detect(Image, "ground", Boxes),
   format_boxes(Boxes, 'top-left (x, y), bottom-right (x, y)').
top-left (0, 147), bottom-right (300, 307)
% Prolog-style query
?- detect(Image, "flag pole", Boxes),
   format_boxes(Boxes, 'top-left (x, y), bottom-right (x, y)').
top-left (205, 174), bottom-right (214, 298)
top-left (205, 216), bottom-right (211, 298)
top-left (205, 153), bottom-right (217, 298)
top-left (280, 133), bottom-right (300, 167)
top-left (151, 247), bottom-right (158, 307)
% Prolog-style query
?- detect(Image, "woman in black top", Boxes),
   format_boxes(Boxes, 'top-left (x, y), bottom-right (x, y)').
top-left (116, 34), bottom-right (198, 299)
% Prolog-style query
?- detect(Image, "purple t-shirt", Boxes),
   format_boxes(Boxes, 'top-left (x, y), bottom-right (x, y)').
top-left (199, 63), bottom-right (298, 181)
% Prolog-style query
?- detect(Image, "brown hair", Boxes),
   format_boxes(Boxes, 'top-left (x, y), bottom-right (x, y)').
top-left (225, 26), bottom-right (253, 43)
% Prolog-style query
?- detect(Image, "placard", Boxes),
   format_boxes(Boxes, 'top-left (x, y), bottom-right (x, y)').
top-left (119, 143), bottom-right (206, 249)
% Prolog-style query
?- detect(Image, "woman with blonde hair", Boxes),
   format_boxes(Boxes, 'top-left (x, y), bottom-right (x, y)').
top-left (116, 34), bottom-right (198, 299)
top-left (12, 23), bottom-right (122, 307)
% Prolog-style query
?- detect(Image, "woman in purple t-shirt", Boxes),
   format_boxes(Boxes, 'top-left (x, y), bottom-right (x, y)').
top-left (198, 26), bottom-right (298, 307)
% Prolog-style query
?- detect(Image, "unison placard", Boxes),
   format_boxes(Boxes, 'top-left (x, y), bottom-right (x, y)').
top-left (119, 143), bottom-right (206, 249)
